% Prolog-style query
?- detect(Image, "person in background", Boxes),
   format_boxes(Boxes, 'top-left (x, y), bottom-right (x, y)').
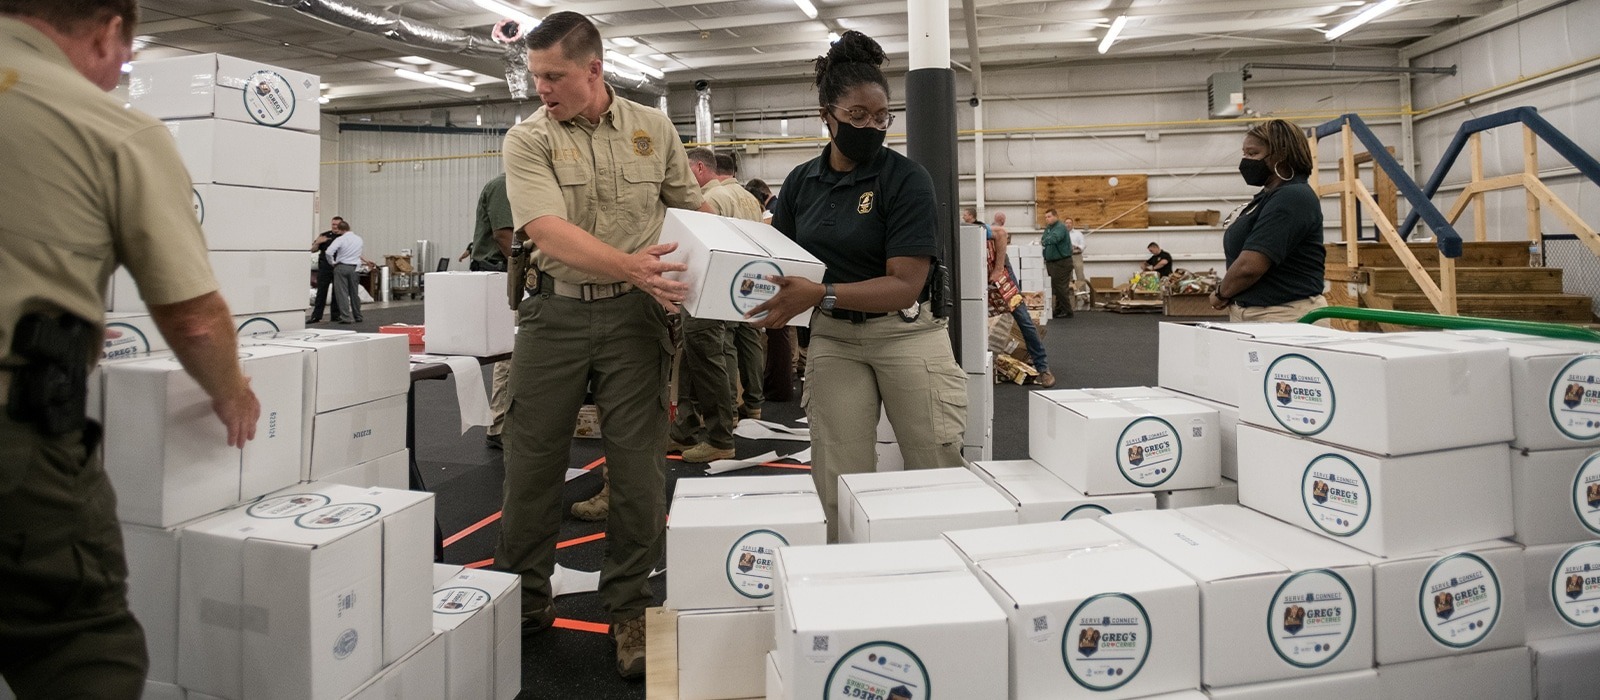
top-left (750, 30), bottom-right (967, 541)
top-left (324, 219), bottom-right (364, 324)
top-left (496, 10), bottom-right (710, 679)
top-left (457, 242), bottom-right (471, 264)
top-left (741, 177), bottom-right (793, 398)
top-left (668, 147), bottom-right (740, 465)
top-left (964, 207), bottom-right (1053, 388)
top-left (307, 215), bottom-right (344, 323)
top-left (1040, 208), bottom-right (1075, 318)
top-left (472, 174), bottom-right (514, 449)
top-left (714, 153), bottom-right (769, 422)
top-left (1143, 242), bottom-right (1174, 277)
top-left (745, 178), bottom-right (775, 222)
top-left (1210, 119), bottom-right (1326, 322)
top-left (0, 1), bottom-right (262, 694)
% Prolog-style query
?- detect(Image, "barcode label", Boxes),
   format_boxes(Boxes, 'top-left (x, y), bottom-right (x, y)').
top-left (1032, 615), bottom-right (1049, 633)
top-left (1247, 351), bottom-right (1260, 363)
top-left (1192, 426), bottom-right (1204, 438)
top-left (812, 635), bottom-right (829, 652)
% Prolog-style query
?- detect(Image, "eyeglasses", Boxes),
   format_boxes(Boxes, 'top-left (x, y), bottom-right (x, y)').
top-left (827, 104), bottom-right (894, 130)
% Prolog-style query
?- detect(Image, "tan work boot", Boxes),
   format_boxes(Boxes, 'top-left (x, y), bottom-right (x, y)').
top-left (612, 615), bottom-right (648, 679)
top-left (1037, 371), bottom-right (1057, 388)
top-left (665, 438), bottom-right (696, 453)
top-left (680, 443), bottom-right (736, 463)
top-left (740, 406), bottom-right (762, 421)
top-left (570, 483), bottom-right (609, 521)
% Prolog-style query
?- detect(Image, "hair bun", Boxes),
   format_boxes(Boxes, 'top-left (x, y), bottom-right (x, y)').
top-left (813, 30), bottom-right (887, 87)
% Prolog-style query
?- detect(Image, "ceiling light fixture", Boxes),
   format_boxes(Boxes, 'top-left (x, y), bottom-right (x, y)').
top-left (319, 82), bottom-right (329, 89)
top-left (121, 62), bottom-right (133, 73)
top-left (1324, 0), bottom-right (1401, 40)
top-left (610, 36), bottom-right (638, 48)
top-left (602, 61), bottom-right (647, 84)
top-left (793, 0), bottom-right (818, 20)
top-left (318, 96), bottom-right (331, 104)
top-left (827, 31), bottom-right (840, 43)
top-left (609, 52), bottom-right (665, 80)
top-left (473, 0), bottom-right (539, 27)
top-left (393, 68), bottom-right (476, 93)
top-left (398, 55), bottom-right (432, 65)
top-left (1097, 15), bottom-right (1128, 54)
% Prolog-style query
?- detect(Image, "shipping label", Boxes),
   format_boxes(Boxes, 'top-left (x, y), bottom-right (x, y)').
top-left (725, 529), bottom-right (786, 599)
top-left (1115, 417), bottom-right (1182, 488)
top-left (1301, 454), bottom-right (1371, 537)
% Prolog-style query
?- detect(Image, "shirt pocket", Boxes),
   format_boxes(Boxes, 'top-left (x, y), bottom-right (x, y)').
top-left (621, 161), bottom-right (664, 206)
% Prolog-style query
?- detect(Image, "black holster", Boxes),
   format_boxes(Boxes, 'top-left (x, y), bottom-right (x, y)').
top-left (9, 312), bottom-right (95, 436)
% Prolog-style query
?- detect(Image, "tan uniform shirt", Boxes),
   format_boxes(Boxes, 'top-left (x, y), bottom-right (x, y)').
top-left (503, 86), bottom-right (702, 284)
top-left (0, 18), bottom-right (216, 366)
top-left (703, 177), bottom-right (765, 223)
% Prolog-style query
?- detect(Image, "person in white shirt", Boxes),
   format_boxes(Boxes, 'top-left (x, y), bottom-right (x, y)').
top-left (324, 220), bottom-right (365, 323)
top-left (1066, 218), bottom-right (1086, 300)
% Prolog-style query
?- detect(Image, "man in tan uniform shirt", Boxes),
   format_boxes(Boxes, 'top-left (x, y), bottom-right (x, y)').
top-left (495, 11), bottom-right (708, 680)
top-left (0, 2), bottom-right (260, 696)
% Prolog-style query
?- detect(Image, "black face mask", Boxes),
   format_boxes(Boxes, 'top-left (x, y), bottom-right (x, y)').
top-left (1239, 157), bottom-right (1273, 187)
top-left (830, 119), bottom-right (886, 165)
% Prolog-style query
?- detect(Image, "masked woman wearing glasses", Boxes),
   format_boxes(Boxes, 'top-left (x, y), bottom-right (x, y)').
top-left (748, 30), bottom-right (966, 541)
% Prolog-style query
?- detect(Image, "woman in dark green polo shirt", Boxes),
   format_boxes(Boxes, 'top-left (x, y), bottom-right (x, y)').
top-left (1209, 119), bottom-right (1328, 322)
top-left (748, 30), bottom-right (967, 540)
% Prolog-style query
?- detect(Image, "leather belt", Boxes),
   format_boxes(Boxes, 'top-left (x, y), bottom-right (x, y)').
top-left (539, 273), bottom-right (634, 302)
top-left (824, 309), bottom-right (889, 323)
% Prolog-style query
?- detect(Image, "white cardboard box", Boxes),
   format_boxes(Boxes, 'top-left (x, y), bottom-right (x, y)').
top-left (318, 449), bottom-right (411, 491)
top-left (432, 564), bottom-right (521, 700)
top-left (1202, 669), bottom-right (1379, 700)
top-left (422, 272), bottom-right (515, 356)
top-left (1029, 387), bottom-right (1221, 495)
top-left (968, 459), bottom-right (1156, 522)
top-left (115, 252), bottom-right (312, 315)
top-left (123, 521), bottom-right (186, 684)
top-left (131, 53), bottom-right (321, 133)
top-left (309, 395), bottom-right (408, 481)
top-left (141, 681), bottom-right (184, 700)
top-left (1157, 388), bottom-right (1240, 480)
top-left (106, 310), bottom-right (315, 360)
top-left (1449, 329), bottom-right (1600, 450)
top-left (1529, 634), bottom-right (1600, 699)
top-left (1156, 322), bottom-right (1347, 407)
top-left (1154, 479), bottom-right (1238, 509)
top-left (765, 650), bottom-right (784, 700)
top-left (666, 474), bottom-right (826, 610)
top-left (1522, 541), bottom-right (1600, 642)
top-left (1102, 508), bottom-right (1375, 686)
top-left (658, 208), bottom-right (826, 326)
top-left (241, 330), bottom-right (408, 413)
top-left (836, 467), bottom-right (1017, 543)
top-left (340, 633), bottom-right (447, 700)
top-left (1511, 447), bottom-right (1600, 546)
top-left (1369, 540), bottom-right (1526, 665)
top-left (943, 519), bottom-right (1202, 700)
top-left (1236, 424), bottom-right (1513, 557)
top-left (192, 183), bottom-right (316, 251)
top-left (165, 118), bottom-right (320, 191)
top-left (234, 309), bottom-right (308, 336)
top-left (678, 607), bottom-right (774, 700)
top-left (1377, 645), bottom-right (1532, 700)
top-left (772, 540), bottom-right (1008, 700)
top-left (1237, 333), bottom-right (1512, 456)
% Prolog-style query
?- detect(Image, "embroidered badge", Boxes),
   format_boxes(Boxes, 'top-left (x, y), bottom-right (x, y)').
top-left (857, 191), bottom-right (875, 214)
top-left (633, 130), bottom-right (654, 157)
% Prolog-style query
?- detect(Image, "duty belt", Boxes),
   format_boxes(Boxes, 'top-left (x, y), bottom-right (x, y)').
top-left (824, 309), bottom-right (889, 323)
top-left (539, 272), bottom-right (634, 302)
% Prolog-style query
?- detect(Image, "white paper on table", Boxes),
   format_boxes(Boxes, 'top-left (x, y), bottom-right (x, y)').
top-left (440, 356), bottom-right (495, 434)
top-left (704, 450), bottom-right (780, 475)
top-left (732, 419), bottom-right (811, 442)
top-left (552, 565), bottom-right (600, 597)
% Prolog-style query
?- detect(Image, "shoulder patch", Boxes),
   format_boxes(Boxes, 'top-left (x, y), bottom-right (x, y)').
top-left (632, 130), bottom-right (654, 157)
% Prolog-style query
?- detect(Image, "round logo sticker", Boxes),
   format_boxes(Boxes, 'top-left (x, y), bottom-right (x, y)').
top-left (1549, 355), bottom-right (1600, 441)
top-left (1264, 354), bottom-right (1335, 436)
top-left (236, 316), bottom-right (283, 336)
top-left (1062, 593), bottom-right (1151, 691)
top-left (823, 642), bottom-right (929, 700)
top-left (241, 70), bottom-right (295, 127)
top-left (1552, 542), bottom-right (1600, 628)
top-left (725, 529), bottom-right (786, 599)
top-left (1267, 569), bottom-right (1356, 668)
top-left (1300, 455), bottom-right (1371, 537)
top-left (247, 493), bottom-right (332, 519)
top-left (102, 322), bottom-right (151, 360)
top-left (1418, 552), bottom-right (1502, 649)
top-left (1570, 452), bottom-right (1600, 536)
top-left (1062, 504), bottom-right (1112, 521)
top-left (728, 261), bottom-right (782, 318)
top-left (295, 503), bottom-right (381, 529)
top-left (1114, 417), bottom-right (1182, 488)
top-left (192, 187), bottom-right (204, 224)
top-left (433, 586), bottom-right (492, 615)
top-left (333, 629), bottom-right (359, 660)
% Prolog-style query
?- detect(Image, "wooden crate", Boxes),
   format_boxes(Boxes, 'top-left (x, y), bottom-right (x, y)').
top-left (1163, 293), bottom-right (1227, 317)
top-left (1034, 174), bottom-right (1149, 229)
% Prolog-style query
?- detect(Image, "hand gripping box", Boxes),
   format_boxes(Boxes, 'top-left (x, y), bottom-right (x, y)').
top-left (432, 564), bottom-right (521, 700)
top-left (1237, 333), bottom-right (1512, 456)
top-left (1367, 540), bottom-right (1526, 665)
top-left (130, 53), bottom-right (321, 133)
top-left (1522, 540), bottom-right (1600, 642)
top-left (1202, 669), bottom-right (1379, 700)
top-left (658, 208), bottom-right (826, 326)
top-left (1449, 330), bottom-right (1600, 450)
top-left (1029, 388), bottom-right (1221, 495)
top-left (677, 607), bottom-right (774, 700)
top-left (666, 474), bottom-right (826, 610)
top-left (165, 118), bottom-right (320, 192)
top-left (422, 272), bottom-right (515, 356)
top-left (1510, 447), bottom-right (1600, 546)
top-left (968, 460), bottom-right (1155, 523)
top-left (1102, 507), bottom-right (1376, 687)
top-left (771, 540), bottom-right (1008, 700)
top-left (1236, 424), bottom-right (1513, 557)
top-left (177, 484), bottom-right (435, 700)
top-left (943, 519), bottom-right (1201, 700)
top-left (1529, 634), bottom-right (1600, 698)
top-left (1157, 321), bottom-right (1347, 407)
top-left (836, 467), bottom-right (1017, 543)
top-left (1377, 646), bottom-right (1532, 700)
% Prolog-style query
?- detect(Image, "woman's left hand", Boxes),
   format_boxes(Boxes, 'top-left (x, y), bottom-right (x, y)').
top-left (746, 276), bottom-right (824, 329)
top-left (1209, 292), bottom-right (1229, 310)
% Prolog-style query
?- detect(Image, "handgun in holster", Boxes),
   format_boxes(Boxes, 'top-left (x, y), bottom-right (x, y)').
top-left (9, 312), bottom-right (95, 436)
top-left (506, 237), bottom-right (540, 311)
top-left (928, 260), bottom-right (954, 319)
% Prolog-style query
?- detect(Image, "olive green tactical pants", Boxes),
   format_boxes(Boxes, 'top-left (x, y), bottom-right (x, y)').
top-left (804, 307), bottom-right (969, 541)
top-left (668, 316), bottom-right (737, 450)
top-left (0, 417), bottom-right (147, 699)
top-left (729, 323), bottom-right (766, 415)
top-left (496, 290), bottom-right (673, 623)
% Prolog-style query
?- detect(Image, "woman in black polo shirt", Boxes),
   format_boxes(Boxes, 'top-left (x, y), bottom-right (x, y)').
top-left (1210, 119), bottom-right (1328, 321)
top-left (749, 31), bottom-right (966, 540)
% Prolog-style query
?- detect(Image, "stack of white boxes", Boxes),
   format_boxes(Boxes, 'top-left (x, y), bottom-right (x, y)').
top-left (1028, 387), bottom-right (1225, 503)
top-left (430, 564), bottom-right (522, 700)
top-left (1008, 244), bottom-right (1051, 316)
top-left (959, 223), bottom-right (996, 461)
top-left (666, 475), bottom-right (826, 699)
top-left (835, 467), bottom-right (1017, 543)
top-left (968, 459), bottom-right (1156, 522)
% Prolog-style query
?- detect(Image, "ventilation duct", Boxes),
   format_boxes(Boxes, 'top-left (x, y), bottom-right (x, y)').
top-left (694, 80), bottom-right (712, 144)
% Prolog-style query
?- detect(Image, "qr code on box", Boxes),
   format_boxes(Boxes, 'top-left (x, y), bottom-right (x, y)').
top-left (813, 635), bottom-right (829, 652)
top-left (1032, 615), bottom-right (1048, 633)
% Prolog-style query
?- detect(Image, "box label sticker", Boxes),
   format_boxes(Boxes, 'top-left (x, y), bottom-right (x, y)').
top-left (1268, 569), bottom-right (1356, 668)
top-left (824, 642), bottom-right (929, 700)
top-left (1061, 504), bottom-right (1112, 521)
top-left (241, 70), bottom-right (295, 127)
top-left (725, 529), bottom-right (786, 599)
top-left (333, 628), bottom-right (359, 660)
top-left (1549, 355), bottom-right (1600, 440)
top-left (1571, 452), bottom-right (1600, 535)
top-left (247, 493), bottom-right (332, 519)
top-left (1265, 354), bottom-right (1335, 436)
top-left (236, 316), bottom-right (284, 335)
top-left (295, 503), bottom-right (381, 529)
top-left (1418, 552), bottom-right (1501, 649)
top-left (102, 322), bottom-right (152, 360)
top-left (1115, 417), bottom-right (1181, 488)
top-left (1552, 542), bottom-right (1600, 628)
top-left (1300, 454), bottom-right (1370, 537)
top-left (1063, 593), bottom-right (1151, 691)
top-left (192, 187), bottom-right (204, 224)
top-left (729, 260), bottom-right (781, 318)
top-left (433, 586), bottom-right (492, 615)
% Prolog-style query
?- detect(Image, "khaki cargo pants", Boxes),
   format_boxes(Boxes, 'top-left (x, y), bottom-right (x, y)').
top-left (669, 315), bottom-right (736, 450)
top-left (804, 306), bottom-right (968, 541)
top-left (496, 289), bottom-right (673, 623)
top-left (0, 416), bottom-right (147, 699)
top-left (1228, 294), bottom-right (1328, 323)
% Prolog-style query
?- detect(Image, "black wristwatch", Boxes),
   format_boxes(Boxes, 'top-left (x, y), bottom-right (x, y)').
top-left (819, 283), bottom-right (838, 312)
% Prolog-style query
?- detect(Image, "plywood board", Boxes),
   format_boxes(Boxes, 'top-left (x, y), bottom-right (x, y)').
top-left (1034, 174), bottom-right (1148, 229)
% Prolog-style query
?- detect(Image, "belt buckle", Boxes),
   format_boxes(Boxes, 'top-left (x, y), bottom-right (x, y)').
top-left (580, 284), bottom-right (597, 302)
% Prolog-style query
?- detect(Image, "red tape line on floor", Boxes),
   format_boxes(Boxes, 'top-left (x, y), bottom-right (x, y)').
top-left (464, 558), bottom-right (494, 569)
top-left (442, 511), bottom-right (502, 548)
top-left (554, 618), bottom-right (610, 634)
top-left (558, 532), bottom-right (607, 549)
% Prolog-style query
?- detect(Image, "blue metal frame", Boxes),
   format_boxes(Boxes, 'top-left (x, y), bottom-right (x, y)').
top-left (1314, 113), bottom-right (1466, 258)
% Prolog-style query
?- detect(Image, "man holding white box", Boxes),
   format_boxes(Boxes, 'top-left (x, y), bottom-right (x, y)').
top-left (0, 2), bottom-right (262, 696)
